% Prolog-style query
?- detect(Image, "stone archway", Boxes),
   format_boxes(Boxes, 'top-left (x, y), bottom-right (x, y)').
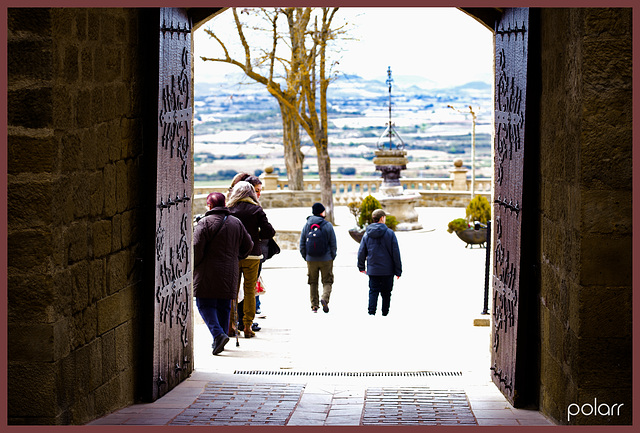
top-left (6, 7), bottom-right (629, 426)
top-left (185, 0), bottom-right (500, 388)
top-left (162, 7), bottom-right (636, 425)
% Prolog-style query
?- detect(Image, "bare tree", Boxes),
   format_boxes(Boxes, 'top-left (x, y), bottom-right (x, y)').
top-left (200, 7), bottom-right (343, 222)
top-left (201, 8), bottom-right (305, 190)
top-left (294, 8), bottom-right (340, 222)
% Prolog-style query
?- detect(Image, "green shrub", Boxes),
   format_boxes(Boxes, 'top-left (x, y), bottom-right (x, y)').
top-left (347, 200), bottom-right (362, 227)
top-left (447, 218), bottom-right (469, 233)
top-left (384, 214), bottom-right (398, 231)
top-left (447, 195), bottom-right (491, 234)
top-left (465, 195), bottom-right (491, 224)
top-left (356, 195), bottom-right (397, 231)
top-left (358, 195), bottom-right (381, 227)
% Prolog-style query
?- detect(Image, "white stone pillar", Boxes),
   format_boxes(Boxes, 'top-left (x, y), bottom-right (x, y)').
top-left (450, 158), bottom-right (469, 191)
top-left (260, 166), bottom-right (279, 191)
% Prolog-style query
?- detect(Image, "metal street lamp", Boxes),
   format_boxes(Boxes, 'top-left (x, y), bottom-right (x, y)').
top-left (448, 104), bottom-right (477, 199)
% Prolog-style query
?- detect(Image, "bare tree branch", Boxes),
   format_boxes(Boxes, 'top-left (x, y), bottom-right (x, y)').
top-left (199, 6), bottom-right (346, 205)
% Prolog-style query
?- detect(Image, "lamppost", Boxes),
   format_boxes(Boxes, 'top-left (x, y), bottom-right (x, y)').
top-left (448, 104), bottom-right (477, 199)
top-left (377, 66), bottom-right (405, 151)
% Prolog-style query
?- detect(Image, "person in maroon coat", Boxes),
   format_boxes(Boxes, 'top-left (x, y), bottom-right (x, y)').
top-left (193, 192), bottom-right (253, 355)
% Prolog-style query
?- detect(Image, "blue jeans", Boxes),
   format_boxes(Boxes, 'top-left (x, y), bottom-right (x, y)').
top-left (368, 275), bottom-right (394, 315)
top-left (196, 298), bottom-right (231, 345)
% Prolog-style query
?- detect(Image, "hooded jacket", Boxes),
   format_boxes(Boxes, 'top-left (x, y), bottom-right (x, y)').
top-left (299, 215), bottom-right (337, 262)
top-left (193, 207), bottom-right (253, 299)
top-left (229, 200), bottom-right (276, 258)
top-left (357, 222), bottom-right (402, 277)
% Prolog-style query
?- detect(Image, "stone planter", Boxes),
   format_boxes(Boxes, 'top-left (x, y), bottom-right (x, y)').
top-left (348, 228), bottom-right (365, 243)
top-left (455, 227), bottom-right (488, 248)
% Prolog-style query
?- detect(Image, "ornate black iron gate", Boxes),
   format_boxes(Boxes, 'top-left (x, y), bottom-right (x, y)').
top-left (150, 7), bottom-right (194, 401)
top-left (491, 7), bottom-right (538, 407)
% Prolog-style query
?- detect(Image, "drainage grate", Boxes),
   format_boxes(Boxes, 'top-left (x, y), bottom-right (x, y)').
top-left (234, 370), bottom-right (462, 377)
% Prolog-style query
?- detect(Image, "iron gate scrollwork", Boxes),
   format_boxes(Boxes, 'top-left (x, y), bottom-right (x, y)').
top-left (152, 7), bottom-right (193, 401)
top-left (491, 8), bottom-right (530, 407)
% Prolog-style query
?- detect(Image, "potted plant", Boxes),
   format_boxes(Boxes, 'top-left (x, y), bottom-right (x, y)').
top-left (348, 195), bottom-right (398, 243)
top-left (447, 195), bottom-right (491, 248)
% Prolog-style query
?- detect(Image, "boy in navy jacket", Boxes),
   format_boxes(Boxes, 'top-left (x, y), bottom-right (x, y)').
top-left (357, 209), bottom-right (402, 316)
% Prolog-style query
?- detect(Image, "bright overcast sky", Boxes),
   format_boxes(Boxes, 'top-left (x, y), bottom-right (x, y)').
top-left (194, 7), bottom-right (493, 88)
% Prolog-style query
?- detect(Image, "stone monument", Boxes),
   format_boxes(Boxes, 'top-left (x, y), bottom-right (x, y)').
top-left (373, 67), bottom-right (422, 231)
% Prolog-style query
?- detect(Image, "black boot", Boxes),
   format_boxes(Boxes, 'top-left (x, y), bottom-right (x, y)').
top-left (212, 333), bottom-right (229, 355)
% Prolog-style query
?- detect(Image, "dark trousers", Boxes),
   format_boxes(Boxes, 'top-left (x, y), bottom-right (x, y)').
top-left (368, 275), bottom-right (394, 316)
top-left (196, 298), bottom-right (231, 345)
top-left (307, 260), bottom-right (334, 309)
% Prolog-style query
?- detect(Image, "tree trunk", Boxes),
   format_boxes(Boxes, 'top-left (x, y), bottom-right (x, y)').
top-left (279, 102), bottom-right (304, 190)
top-left (316, 10), bottom-right (335, 223)
top-left (316, 136), bottom-right (334, 224)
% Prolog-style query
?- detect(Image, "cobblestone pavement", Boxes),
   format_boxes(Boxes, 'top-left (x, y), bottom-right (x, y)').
top-left (362, 387), bottom-right (476, 425)
top-left (169, 381), bottom-right (477, 426)
top-left (169, 382), bottom-right (304, 426)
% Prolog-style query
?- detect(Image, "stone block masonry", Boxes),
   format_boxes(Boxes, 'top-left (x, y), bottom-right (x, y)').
top-left (537, 8), bottom-right (632, 425)
top-left (8, 8), bottom-right (146, 424)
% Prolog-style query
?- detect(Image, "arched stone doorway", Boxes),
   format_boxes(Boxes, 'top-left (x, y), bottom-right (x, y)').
top-left (6, 6), bottom-right (630, 426)
top-left (185, 3), bottom-right (524, 402)
top-left (172, 7), bottom-right (633, 423)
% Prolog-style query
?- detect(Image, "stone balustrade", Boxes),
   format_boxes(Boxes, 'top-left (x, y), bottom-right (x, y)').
top-left (192, 173), bottom-right (491, 252)
top-left (193, 175), bottom-right (491, 213)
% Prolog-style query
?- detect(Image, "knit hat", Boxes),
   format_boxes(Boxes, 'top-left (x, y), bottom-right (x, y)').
top-left (312, 202), bottom-right (325, 216)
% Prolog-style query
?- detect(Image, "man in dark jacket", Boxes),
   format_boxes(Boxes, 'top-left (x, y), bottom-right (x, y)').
top-left (193, 192), bottom-right (253, 355)
top-left (357, 209), bottom-right (402, 316)
top-left (299, 202), bottom-right (337, 313)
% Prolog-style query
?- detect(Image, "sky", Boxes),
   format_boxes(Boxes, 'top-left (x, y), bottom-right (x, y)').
top-left (193, 7), bottom-right (494, 89)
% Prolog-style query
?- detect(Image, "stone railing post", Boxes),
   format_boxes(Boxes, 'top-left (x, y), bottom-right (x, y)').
top-left (449, 158), bottom-right (469, 191)
top-left (260, 165), bottom-right (279, 191)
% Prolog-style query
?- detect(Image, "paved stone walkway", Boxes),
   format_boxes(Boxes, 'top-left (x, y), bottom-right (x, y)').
top-left (363, 387), bottom-right (476, 425)
top-left (169, 382), bottom-right (304, 426)
top-left (87, 207), bottom-right (555, 427)
top-left (169, 381), bottom-right (477, 426)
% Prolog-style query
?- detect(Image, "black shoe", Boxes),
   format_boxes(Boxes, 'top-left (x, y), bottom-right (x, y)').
top-left (321, 299), bottom-right (329, 313)
top-left (251, 322), bottom-right (261, 332)
top-left (212, 333), bottom-right (229, 355)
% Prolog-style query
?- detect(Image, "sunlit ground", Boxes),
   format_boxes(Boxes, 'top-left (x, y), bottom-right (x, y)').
top-left (193, 206), bottom-right (492, 382)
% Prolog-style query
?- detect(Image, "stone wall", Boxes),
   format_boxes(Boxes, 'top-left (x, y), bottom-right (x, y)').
top-left (8, 8), bottom-right (145, 424)
top-left (259, 190), bottom-right (323, 209)
top-left (192, 190), bottom-right (490, 252)
top-left (416, 191), bottom-right (490, 208)
top-left (193, 190), bottom-right (490, 214)
top-left (538, 8), bottom-right (632, 424)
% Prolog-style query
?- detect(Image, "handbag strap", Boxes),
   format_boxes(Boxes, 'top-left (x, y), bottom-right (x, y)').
top-left (210, 215), bottom-right (228, 239)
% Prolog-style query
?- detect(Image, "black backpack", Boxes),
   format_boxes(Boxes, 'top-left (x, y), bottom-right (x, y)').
top-left (305, 221), bottom-right (327, 257)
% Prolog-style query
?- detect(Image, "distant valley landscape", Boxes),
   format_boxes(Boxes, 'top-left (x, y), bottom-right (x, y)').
top-left (193, 73), bottom-right (493, 186)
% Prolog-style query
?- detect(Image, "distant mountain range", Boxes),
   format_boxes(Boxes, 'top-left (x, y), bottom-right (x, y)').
top-left (193, 71), bottom-right (494, 181)
top-left (194, 72), bottom-right (492, 100)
